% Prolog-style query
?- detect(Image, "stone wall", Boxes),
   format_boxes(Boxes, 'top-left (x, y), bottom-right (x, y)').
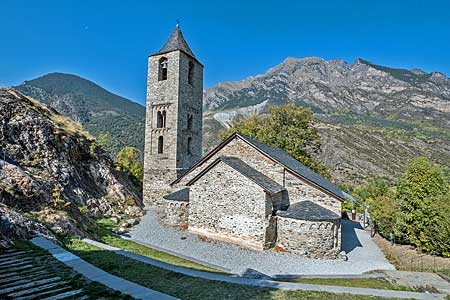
top-left (284, 171), bottom-right (342, 215)
top-left (176, 52), bottom-right (203, 171)
top-left (163, 200), bottom-right (189, 226)
top-left (143, 49), bottom-right (203, 207)
top-left (177, 138), bottom-right (284, 187)
top-left (189, 160), bottom-right (277, 250)
top-left (175, 136), bottom-right (341, 214)
top-left (276, 216), bottom-right (341, 258)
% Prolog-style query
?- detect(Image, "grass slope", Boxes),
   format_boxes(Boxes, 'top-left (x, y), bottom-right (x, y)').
top-left (275, 277), bottom-right (415, 291)
top-left (65, 239), bottom-right (414, 300)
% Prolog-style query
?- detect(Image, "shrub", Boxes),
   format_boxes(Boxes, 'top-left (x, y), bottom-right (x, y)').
top-left (361, 157), bottom-right (450, 256)
top-left (395, 157), bottom-right (449, 249)
top-left (116, 146), bottom-right (144, 186)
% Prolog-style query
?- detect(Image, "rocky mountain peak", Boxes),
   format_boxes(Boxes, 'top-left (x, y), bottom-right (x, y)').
top-left (204, 56), bottom-right (450, 122)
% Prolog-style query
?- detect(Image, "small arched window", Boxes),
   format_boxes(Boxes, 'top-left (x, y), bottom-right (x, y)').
top-left (156, 110), bottom-right (167, 128)
top-left (187, 137), bottom-right (192, 154)
top-left (162, 110), bottom-right (167, 127)
top-left (187, 114), bottom-right (193, 130)
top-left (156, 111), bottom-right (163, 128)
top-left (158, 136), bottom-right (164, 154)
top-left (158, 57), bottom-right (168, 81)
top-left (188, 61), bottom-right (194, 85)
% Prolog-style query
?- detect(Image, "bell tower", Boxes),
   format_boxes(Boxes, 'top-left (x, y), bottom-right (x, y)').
top-left (143, 25), bottom-right (204, 206)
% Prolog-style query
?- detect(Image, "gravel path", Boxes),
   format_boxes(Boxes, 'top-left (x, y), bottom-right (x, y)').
top-left (128, 208), bottom-right (394, 276)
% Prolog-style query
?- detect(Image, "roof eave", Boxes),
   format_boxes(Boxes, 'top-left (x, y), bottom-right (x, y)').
top-left (149, 49), bottom-right (203, 67)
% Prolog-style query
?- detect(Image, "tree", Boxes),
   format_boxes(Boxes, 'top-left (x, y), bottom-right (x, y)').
top-left (353, 177), bottom-right (390, 208)
top-left (395, 157), bottom-right (449, 250)
top-left (97, 132), bottom-right (111, 149)
top-left (221, 104), bottom-right (330, 178)
top-left (424, 192), bottom-right (450, 257)
top-left (116, 146), bottom-right (144, 186)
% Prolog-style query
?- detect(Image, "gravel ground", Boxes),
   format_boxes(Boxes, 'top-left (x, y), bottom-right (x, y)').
top-left (128, 208), bottom-right (395, 276)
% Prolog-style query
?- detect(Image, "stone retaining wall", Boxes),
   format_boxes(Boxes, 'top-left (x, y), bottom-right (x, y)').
top-left (276, 216), bottom-right (341, 258)
top-left (163, 200), bottom-right (189, 226)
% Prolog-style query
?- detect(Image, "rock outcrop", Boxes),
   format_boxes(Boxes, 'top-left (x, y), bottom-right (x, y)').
top-left (0, 88), bottom-right (143, 240)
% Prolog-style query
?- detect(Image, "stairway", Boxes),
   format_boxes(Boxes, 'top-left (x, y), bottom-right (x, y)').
top-left (0, 247), bottom-right (87, 300)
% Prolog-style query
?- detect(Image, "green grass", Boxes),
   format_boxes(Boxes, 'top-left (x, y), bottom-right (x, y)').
top-left (94, 218), bottom-right (227, 274)
top-left (64, 238), bottom-right (415, 300)
top-left (274, 277), bottom-right (414, 291)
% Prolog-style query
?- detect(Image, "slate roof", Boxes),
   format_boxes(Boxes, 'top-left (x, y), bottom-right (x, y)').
top-left (172, 133), bottom-right (346, 201)
top-left (187, 156), bottom-right (285, 195)
top-left (276, 201), bottom-right (340, 221)
top-left (237, 134), bottom-right (346, 201)
top-left (153, 26), bottom-right (196, 58)
top-left (163, 187), bottom-right (189, 202)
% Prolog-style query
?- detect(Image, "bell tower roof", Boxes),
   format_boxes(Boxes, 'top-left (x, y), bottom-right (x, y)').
top-left (153, 25), bottom-right (196, 58)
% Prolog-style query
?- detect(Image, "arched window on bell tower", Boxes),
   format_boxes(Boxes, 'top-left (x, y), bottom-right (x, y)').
top-left (162, 110), bottom-right (167, 127)
top-left (156, 111), bottom-right (163, 128)
top-left (158, 57), bottom-right (168, 81)
top-left (156, 110), bottom-right (167, 128)
top-left (158, 136), bottom-right (164, 154)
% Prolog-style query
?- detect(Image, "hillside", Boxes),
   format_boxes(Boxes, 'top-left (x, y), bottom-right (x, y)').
top-left (0, 88), bottom-right (142, 242)
top-left (203, 57), bottom-right (450, 184)
top-left (14, 58), bottom-right (450, 185)
top-left (16, 73), bottom-right (146, 158)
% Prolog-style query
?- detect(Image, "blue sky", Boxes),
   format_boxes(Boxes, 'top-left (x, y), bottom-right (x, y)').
top-left (1, 0), bottom-right (449, 105)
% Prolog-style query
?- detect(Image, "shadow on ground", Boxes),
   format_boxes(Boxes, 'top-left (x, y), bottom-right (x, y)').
top-left (341, 220), bottom-right (363, 254)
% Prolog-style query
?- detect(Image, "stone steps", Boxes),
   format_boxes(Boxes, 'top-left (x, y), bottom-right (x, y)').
top-left (0, 249), bottom-right (89, 300)
top-left (0, 270), bottom-right (49, 284)
top-left (9, 283), bottom-right (70, 299)
top-left (0, 266), bottom-right (46, 278)
top-left (40, 289), bottom-right (84, 300)
top-left (0, 257), bottom-right (33, 267)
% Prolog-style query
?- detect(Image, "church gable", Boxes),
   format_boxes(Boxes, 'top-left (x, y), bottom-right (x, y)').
top-left (174, 133), bottom-right (344, 203)
top-left (187, 156), bottom-right (285, 195)
top-left (173, 135), bottom-right (284, 187)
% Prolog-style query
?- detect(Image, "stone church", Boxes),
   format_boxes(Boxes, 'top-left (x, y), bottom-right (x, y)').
top-left (143, 26), bottom-right (346, 258)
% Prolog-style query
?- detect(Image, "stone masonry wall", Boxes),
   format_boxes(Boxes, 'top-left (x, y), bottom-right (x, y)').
top-left (176, 52), bottom-right (203, 171)
top-left (163, 200), bottom-right (189, 226)
top-left (189, 161), bottom-right (276, 250)
top-left (276, 216), bottom-right (341, 258)
top-left (177, 138), bottom-right (284, 187)
top-left (143, 50), bottom-right (203, 207)
top-left (284, 171), bottom-right (342, 215)
top-left (175, 137), bottom-right (341, 214)
top-left (143, 51), bottom-right (181, 206)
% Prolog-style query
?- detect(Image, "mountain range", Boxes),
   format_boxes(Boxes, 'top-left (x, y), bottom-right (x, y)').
top-left (14, 57), bottom-right (450, 185)
top-left (203, 57), bottom-right (450, 184)
top-left (16, 73), bottom-right (145, 158)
